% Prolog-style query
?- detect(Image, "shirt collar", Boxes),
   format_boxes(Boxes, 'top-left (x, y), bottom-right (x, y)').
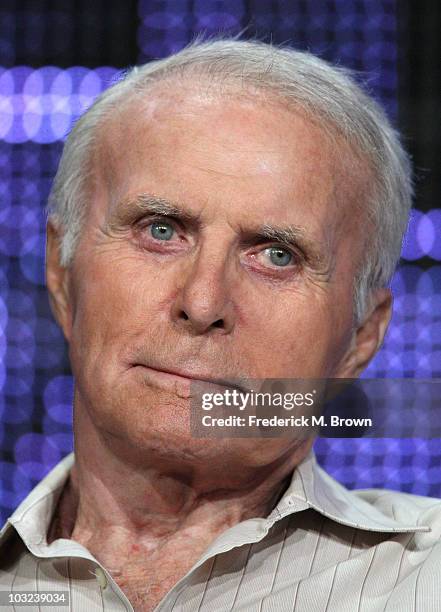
top-left (0, 448), bottom-right (429, 552)
top-left (269, 449), bottom-right (430, 533)
top-left (0, 453), bottom-right (93, 559)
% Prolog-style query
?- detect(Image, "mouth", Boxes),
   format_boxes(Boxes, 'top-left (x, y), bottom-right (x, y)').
top-left (132, 364), bottom-right (249, 397)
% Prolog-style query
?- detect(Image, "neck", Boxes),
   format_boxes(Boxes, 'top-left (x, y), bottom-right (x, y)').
top-left (49, 403), bottom-right (312, 574)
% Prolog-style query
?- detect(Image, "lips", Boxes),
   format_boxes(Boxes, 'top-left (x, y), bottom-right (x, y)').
top-left (132, 363), bottom-right (250, 394)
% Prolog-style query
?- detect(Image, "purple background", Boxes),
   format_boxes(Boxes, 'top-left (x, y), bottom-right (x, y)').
top-left (0, 0), bottom-right (440, 523)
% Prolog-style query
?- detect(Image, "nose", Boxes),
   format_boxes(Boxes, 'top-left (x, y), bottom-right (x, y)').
top-left (171, 247), bottom-right (236, 336)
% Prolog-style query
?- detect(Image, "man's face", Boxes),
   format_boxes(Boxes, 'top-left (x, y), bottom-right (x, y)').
top-left (50, 84), bottom-right (371, 466)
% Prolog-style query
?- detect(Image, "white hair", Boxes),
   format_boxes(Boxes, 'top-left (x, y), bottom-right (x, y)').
top-left (47, 38), bottom-right (413, 325)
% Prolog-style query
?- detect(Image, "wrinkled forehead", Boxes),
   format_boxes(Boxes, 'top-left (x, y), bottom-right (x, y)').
top-left (91, 80), bottom-right (372, 235)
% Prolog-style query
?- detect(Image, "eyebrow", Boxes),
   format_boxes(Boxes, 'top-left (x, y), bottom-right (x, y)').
top-left (115, 193), bottom-right (329, 270)
top-left (115, 194), bottom-right (198, 224)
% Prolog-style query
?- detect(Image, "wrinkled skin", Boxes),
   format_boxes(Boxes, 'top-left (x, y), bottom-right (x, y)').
top-left (46, 84), bottom-right (392, 610)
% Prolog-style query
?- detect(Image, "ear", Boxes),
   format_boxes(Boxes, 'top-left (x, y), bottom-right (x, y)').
top-left (45, 220), bottom-right (73, 342)
top-left (335, 287), bottom-right (393, 378)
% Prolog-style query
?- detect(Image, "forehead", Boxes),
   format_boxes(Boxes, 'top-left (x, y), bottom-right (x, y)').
top-left (93, 83), bottom-right (369, 242)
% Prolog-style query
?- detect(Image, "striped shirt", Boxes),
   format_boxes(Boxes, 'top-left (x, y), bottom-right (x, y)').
top-left (1, 450), bottom-right (441, 611)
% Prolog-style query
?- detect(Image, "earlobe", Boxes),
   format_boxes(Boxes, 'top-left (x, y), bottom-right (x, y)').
top-left (336, 288), bottom-right (393, 378)
top-left (45, 220), bottom-right (73, 342)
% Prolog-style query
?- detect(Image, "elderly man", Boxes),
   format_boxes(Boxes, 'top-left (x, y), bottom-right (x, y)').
top-left (0, 39), bottom-right (440, 612)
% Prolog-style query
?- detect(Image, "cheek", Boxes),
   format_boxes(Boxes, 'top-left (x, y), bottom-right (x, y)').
top-left (241, 290), bottom-right (351, 377)
top-left (71, 250), bottom-right (165, 322)
top-left (67, 258), bottom-right (141, 365)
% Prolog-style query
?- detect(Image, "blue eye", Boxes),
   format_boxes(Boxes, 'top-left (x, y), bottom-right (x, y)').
top-left (150, 222), bottom-right (175, 241)
top-left (266, 247), bottom-right (293, 266)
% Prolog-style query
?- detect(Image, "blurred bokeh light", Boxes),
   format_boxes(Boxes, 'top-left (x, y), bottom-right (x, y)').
top-left (0, 0), bottom-right (440, 523)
